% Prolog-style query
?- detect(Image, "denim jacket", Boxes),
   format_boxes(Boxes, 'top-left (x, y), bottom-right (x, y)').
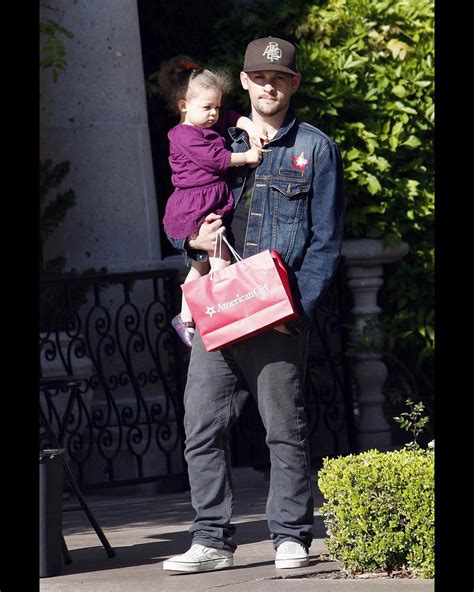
top-left (169, 106), bottom-right (345, 336)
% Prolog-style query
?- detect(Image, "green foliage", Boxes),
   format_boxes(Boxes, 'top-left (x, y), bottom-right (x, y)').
top-left (318, 448), bottom-right (434, 578)
top-left (293, 0), bottom-right (433, 244)
top-left (39, 159), bottom-right (108, 276)
top-left (393, 398), bottom-right (429, 449)
top-left (294, 0), bottom-right (434, 402)
top-left (40, 18), bottom-right (74, 82)
top-left (206, 0), bottom-right (434, 413)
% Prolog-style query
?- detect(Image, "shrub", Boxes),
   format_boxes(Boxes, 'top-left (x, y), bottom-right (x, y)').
top-left (318, 448), bottom-right (434, 578)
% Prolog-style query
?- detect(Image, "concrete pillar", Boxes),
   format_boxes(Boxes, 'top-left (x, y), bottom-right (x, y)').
top-left (342, 238), bottom-right (409, 451)
top-left (40, 0), bottom-right (162, 273)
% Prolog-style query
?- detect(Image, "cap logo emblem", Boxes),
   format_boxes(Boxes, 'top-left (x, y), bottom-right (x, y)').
top-left (262, 41), bottom-right (282, 62)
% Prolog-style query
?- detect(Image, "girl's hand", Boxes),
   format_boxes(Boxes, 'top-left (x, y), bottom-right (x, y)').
top-left (248, 124), bottom-right (269, 151)
top-left (245, 146), bottom-right (263, 167)
top-left (236, 116), bottom-right (269, 151)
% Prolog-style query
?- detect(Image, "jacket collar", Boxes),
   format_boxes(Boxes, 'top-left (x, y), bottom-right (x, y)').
top-left (267, 106), bottom-right (298, 144)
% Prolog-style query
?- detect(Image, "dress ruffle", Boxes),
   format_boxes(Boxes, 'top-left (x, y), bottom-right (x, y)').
top-left (163, 180), bottom-right (234, 240)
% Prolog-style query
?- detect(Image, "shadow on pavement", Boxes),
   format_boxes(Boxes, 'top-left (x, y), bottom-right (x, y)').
top-left (61, 516), bottom-right (328, 576)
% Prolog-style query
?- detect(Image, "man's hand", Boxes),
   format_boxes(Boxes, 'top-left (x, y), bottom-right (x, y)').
top-left (273, 324), bottom-right (290, 334)
top-left (187, 213), bottom-right (223, 252)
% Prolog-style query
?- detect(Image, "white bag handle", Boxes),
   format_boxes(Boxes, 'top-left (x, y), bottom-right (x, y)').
top-left (210, 231), bottom-right (243, 280)
top-left (222, 233), bottom-right (243, 262)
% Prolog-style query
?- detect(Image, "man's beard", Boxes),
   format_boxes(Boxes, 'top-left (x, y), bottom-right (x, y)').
top-left (253, 96), bottom-right (288, 117)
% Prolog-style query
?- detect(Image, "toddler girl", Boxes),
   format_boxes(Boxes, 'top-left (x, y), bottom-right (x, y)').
top-left (158, 55), bottom-right (266, 347)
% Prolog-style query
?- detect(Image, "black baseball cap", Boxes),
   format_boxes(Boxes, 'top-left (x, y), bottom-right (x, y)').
top-left (243, 36), bottom-right (298, 75)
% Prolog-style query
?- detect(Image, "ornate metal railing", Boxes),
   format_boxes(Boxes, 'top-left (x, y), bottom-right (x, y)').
top-left (40, 264), bottom-right (355, 491)
top-left (39, 269), bottom-right (189, 492)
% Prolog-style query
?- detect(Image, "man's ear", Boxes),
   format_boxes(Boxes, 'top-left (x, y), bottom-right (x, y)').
top-left (240, 71), bottom-right (249, 90)
top-left (178, 98), bottom-right (187, 112)
top-left (291, 73), bottom-right (302, 94)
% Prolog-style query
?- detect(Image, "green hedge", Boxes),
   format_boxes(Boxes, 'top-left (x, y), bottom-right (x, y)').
top-left (318, 448), bottom-right (434, 578)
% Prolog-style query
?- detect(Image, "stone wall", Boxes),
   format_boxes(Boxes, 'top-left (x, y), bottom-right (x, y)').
top-left (40, 0), bottom-right (162, 273)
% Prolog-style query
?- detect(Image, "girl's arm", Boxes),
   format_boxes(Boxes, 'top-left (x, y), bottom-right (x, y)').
top-left (228, 147), bottom-right (261, 167)
top-left (214, 109), bottom-right (267, 148)
top-left (171, 125), bottom-right (261, 170)
top-left (170, 127), bottom-right (231, 174)
top-left (236, 116), bottom-right (269, 149)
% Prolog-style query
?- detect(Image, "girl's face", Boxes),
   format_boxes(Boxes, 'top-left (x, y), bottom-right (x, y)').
top-left (179, 86), bottom-right (222, 128)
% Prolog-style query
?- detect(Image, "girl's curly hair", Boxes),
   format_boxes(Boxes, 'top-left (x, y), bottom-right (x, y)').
top-left (157, 55), bottom-right (232, 112)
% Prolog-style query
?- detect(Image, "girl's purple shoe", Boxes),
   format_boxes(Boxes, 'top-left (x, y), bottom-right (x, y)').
top-left (171, 314), bottom-right (195, 348)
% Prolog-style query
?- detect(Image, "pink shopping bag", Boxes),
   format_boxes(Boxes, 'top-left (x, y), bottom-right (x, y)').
top-left (181, 236), bottom-right (300, 352)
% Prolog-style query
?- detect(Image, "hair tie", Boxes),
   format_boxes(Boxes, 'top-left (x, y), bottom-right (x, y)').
top-left (183, 61), bottom-right (199, 71)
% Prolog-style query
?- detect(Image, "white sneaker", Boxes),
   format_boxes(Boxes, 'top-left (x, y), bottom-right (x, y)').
top-left (275, 541), bottom-right (309, 569)
top-left (162, 544), bottom-right (233, 572)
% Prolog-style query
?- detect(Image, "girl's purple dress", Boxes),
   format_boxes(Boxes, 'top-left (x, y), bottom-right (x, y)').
top-left (163, 110), bottom-right (240, 240)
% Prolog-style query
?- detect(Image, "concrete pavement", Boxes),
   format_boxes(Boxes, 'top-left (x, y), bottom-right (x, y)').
top-left (39, 471), bottom-right (434, 591)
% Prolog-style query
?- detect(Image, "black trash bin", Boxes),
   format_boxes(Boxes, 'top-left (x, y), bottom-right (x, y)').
top-left (39, 448), bottom-right (64, 578)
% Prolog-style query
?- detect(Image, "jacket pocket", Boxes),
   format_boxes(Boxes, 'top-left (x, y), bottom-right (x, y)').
top-left (269, 179), bottom-right (310, 223)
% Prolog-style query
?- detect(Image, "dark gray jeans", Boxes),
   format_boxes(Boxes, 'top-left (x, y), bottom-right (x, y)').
top-left (183, 327), bottom-right (314, 553)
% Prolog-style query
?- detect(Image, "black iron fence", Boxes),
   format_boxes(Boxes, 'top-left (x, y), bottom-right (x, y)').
top-left (39, 269), bottom-right (189, 492)
top-left (40, 265), bottom-right (355, 492)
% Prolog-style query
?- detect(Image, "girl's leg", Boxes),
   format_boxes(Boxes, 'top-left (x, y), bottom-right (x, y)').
top-left (181, 260), bottom-right (210, 323)
top-left (172, 260), bottom-right (210, 348)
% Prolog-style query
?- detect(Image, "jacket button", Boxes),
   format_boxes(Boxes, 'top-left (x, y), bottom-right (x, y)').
top-left (236, 176), bottom-right (243, 183)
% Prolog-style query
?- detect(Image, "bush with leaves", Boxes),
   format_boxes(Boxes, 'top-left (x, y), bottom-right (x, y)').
top-left (294, 0), bottom-right (434, 240)
top-left (318, 447), bottom-right (434, 578)
top-left (319, 400), bottom-right (434, 578)
top-left (298, 0), bottom-right (437, 411)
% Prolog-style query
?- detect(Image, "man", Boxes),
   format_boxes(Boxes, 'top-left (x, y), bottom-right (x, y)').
top-left (163, 36), bottom-right (344, 573)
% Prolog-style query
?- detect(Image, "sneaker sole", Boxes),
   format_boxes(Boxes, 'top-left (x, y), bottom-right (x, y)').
top-left (163, 557), bottom-right (233, 572)
top-left (275, 557), bottom-right (309, 569)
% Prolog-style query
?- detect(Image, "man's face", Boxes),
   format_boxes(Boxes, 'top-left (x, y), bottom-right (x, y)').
top-left (240, 70), bottom-right (301, 117)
